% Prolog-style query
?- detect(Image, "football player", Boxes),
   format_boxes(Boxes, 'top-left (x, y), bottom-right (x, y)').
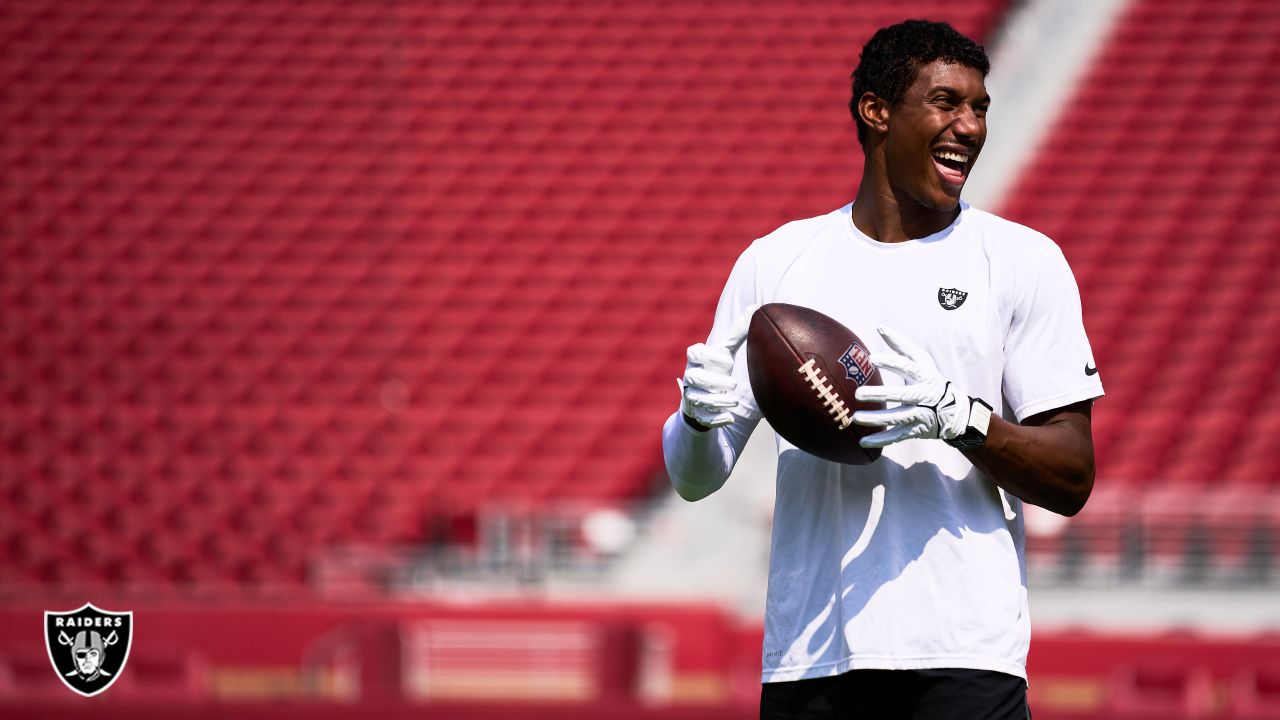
top-left (663, 19), bottom-right (1103, 720)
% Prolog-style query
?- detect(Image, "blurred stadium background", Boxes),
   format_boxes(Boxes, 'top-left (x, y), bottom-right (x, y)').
top-left (3, 0), bottom-right (1280, 717)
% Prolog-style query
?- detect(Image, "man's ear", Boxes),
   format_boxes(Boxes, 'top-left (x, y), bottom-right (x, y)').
top-left (857, 92), bottom-right (890, 138)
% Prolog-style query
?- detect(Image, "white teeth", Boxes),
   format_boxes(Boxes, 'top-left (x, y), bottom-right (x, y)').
top-left (933, 150), bottom-right (969, 164)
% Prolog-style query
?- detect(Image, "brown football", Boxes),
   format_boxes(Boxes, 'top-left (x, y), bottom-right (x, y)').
top-left (746, 303), bottom-right (885, 465)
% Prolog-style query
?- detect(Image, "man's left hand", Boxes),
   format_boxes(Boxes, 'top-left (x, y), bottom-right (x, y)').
top-left (852, 327), bottom-right (977, 448)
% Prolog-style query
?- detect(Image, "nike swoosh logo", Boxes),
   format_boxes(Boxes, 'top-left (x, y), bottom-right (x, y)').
top-left (1085, 363), bottom-right (1098, 376)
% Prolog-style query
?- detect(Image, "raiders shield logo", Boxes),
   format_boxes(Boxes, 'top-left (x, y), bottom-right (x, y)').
top-left (45, 603), bottom-right (133, 697)
top-left (938, 287), bottom-right (968, 310)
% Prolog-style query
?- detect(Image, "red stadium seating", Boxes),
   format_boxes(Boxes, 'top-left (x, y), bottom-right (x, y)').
top-left (0, 1), bottom-right (1010, 586)
top-left (1003, 0), bottom-right (1280, 489)
top-left (1001, 0), bottom-right (1280, 578)
top-left (5, 0), bottom-right (1277, 591)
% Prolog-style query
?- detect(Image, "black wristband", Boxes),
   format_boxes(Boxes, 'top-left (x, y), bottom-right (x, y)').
top-left (944, 397), bottom-right (993, 449)
top-left (682, 413), bottom-right (713, 433)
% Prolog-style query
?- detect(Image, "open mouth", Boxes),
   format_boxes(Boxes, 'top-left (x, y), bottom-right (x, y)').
top-left (931, 148), bottom-right (970, 187)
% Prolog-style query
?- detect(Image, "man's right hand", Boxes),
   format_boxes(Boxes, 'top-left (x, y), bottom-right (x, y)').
top-left (679, 305), bottom-right (759, 430)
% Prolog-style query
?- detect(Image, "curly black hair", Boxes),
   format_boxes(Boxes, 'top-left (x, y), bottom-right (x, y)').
top-left (850, 20), bottom-right (990, 145)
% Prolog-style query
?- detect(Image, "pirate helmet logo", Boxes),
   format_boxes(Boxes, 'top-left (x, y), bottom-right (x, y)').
top-left (45, 603), bottom-right (133, 697)
top-left (937, 287), bottom-right (968, 310)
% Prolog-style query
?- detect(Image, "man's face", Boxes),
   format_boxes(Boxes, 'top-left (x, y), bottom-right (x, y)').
top-left (76, 647), bottom-right (102, 675)
top-left (881, 60), bottom-right (989, 212)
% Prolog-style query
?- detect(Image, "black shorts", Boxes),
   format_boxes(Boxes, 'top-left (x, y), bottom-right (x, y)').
top-left (760, 668), bottom-right (1030, 720)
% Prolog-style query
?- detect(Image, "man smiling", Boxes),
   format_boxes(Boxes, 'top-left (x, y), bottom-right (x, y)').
top-left (663, 19), bottom-right (1105, 720)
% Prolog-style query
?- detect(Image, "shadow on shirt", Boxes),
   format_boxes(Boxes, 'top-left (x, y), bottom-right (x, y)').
top-left (763, 446), bottom-right (1025, 679)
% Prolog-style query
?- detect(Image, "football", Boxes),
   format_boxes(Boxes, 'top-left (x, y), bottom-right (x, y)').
top-left (746, 303), bottom-right (885, 465)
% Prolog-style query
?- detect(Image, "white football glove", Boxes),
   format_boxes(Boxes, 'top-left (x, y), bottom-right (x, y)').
top-left (679, 304), bottom-right (760, 430)
top-left (852, 326), bottom-right (980, 448)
